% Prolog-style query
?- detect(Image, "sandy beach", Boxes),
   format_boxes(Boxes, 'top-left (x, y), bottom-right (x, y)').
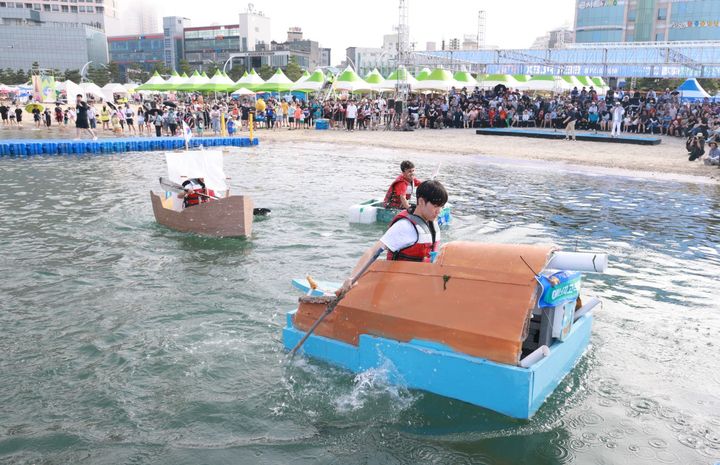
top-left (258, 128), bottom-right (720, 184)
top-left (2, 124), bottom-right (719, 184)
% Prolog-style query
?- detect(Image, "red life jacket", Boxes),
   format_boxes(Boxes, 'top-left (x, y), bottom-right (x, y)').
top-left (182, 179), bottom-right (214, 208)
top-left (383, 175), bottom-right (418, 209)
top-left (386, 209), bottom-right (438, 262)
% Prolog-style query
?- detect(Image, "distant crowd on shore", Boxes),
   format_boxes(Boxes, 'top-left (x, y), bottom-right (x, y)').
top-left (2, 84), bottom-right (719, 166)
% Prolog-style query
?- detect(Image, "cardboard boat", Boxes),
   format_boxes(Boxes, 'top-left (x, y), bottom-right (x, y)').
top-left (150, 191), bottom-right (253, 237)
top-left (283, 242), bottom-right (607, 419)
top-left (151, 149), bottom-right (253, 238)
top-left (348, 199), bottom-right (451, 226)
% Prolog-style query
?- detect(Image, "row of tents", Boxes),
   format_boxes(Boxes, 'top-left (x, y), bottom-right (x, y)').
top-left (134, 66), bottom-right (613, 94)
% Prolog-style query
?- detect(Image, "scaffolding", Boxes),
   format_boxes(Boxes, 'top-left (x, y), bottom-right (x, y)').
top-left (413, 41), bottom-right (720, 78)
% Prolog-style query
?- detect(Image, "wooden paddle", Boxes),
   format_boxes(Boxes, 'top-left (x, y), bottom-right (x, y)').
top-left (288, 248), bottom-right (384, 358)
top-left (159, 177), bottom-right (271, 216)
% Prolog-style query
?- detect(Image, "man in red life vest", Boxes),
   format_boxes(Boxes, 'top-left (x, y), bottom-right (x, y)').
top-left (383, 160), bottom-right (422, 209)
top-left (338, 180), bottom-right (448, 294)
top-left (178, 177), bottom-right (216, 208)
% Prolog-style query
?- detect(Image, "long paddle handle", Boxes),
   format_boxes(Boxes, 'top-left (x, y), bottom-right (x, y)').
top-left (288, 248), bottom-right (384, 358)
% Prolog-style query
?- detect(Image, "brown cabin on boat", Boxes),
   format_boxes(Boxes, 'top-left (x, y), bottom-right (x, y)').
top-left (293, 242), bottom-right (556, 366)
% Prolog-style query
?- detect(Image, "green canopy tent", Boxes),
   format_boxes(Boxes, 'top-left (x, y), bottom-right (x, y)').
top-left (291, 69), bottom-right (325, 92)
top-left (415, 68), bottom-right (457, 92)
top-left (135, 72), bottom-right (167, 91)
top-left (381, 66), bottom-right (418, 92)
top-left (158, 71), bottom-right (187, 91)
top-left (415, 67), bottom-right (432, 81)
top-left (177, 70), bottom-right (208, 92)
top-left (477, 74), bottom-right (518, 90)
top-left (196, 70), bottom-right (232, 92)
top-left (453, 69), bottom-right (478, 89)
top-left (363, 68), bottom-right (386, 92)
top-left (523, 75), bottom-right (561, 92)
top-left (334, 66), bottom-right (373, 93)
top-left (256, 68), bottom-right (294, 93)
top-left (234, 69), bottom-right (265, 92)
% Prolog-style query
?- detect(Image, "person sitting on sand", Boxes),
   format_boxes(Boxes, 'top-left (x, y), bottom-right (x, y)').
top-left (178, 178), bottom-right (215, 208)
top-left (337, 180), bottom-right (448, 295)
top-left (383, 160), bottom-right (422, 210)
top-left (704, 141), bottom-right (720, 166)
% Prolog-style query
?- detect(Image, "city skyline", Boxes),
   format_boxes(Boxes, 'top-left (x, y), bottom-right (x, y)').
top-left (157, 0), bottom-right (575, 65)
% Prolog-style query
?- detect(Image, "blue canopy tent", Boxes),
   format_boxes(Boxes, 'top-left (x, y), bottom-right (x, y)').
top-left (675, 78), bottom-right (711, 102)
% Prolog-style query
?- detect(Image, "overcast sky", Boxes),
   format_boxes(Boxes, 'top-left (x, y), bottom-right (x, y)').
top-left (157, 0), bottom-right (576, 65)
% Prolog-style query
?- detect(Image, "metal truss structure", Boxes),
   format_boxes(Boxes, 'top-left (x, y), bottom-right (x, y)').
top-left (411, 41), bottom-right (720, 78)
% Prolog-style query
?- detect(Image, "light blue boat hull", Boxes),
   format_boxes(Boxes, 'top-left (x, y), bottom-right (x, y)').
top-left (283, 310), bottom-right (592, 419)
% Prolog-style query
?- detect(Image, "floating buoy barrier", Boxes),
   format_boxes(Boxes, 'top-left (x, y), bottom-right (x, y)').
top-left (0, 136), bottom-right (259, 158)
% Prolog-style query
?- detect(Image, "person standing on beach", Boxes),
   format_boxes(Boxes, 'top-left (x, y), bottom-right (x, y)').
top-left (75, 94), bottom-right (97, 140)
top-left (345, 100), bottom-right (357, 131)
top-left (563, 106), bottom-right (578, 141)
top-left (15, 105), bottom-right (23, 126)
top-left (611, 102), bottom-right (625, 138)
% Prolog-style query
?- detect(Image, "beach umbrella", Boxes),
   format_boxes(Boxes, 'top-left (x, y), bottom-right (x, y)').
top-left (453, 69), bottom-right (478, 89)
top-left (333, 66), bottom-right (372, 93)
top-left (414, 67), bottom-right (457, 92)
top-left (256, 68), bottom-right (294, 93)
top-left (381, 66), bottom-right (418, 91)
top-left (291, 69), bottom-right (325, 92)
top-left (415, 67), bottom-right (432, 81)
top-left (234, 68), bottom-right (265, 91)
top-left (25, 102), bottom-right (44, 113)
top-left (135, 71), bottom-right (167, 91)
top-left (676, 78), bottom-right (711, 102)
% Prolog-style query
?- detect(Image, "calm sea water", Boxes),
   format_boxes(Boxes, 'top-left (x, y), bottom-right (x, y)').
top-left (1, 142), bottom-right (719, 465)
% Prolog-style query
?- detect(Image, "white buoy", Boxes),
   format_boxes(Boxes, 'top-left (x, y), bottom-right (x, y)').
top-left (520, 345), bottom-right (551, 368)
top-left (547, 251), bottom-right (608, 273)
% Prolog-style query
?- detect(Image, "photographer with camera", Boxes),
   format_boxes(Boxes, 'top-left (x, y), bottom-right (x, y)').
top-left (687, 133), bottom-right (705, 162)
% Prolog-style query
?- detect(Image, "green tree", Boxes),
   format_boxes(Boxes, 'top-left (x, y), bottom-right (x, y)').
top-left (107, 61), bottom-right (122, 83)
top-left (14, 69), bottom-right (28, 84)
top-left (64, 69), bottom-right (82, 83)
top-left (258, 64), bottom-right (274, 80)
top-left (228, 65), bottom-right (246, 81)
top-left (179, 59), bottom-right (192, 76)
top-left (86, 65), bottom-right (110, 86)
top-left (283, 56), bottom-right (303, 82)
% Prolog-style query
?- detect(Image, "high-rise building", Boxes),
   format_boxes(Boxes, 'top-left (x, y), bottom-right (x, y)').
top-left (163, 16), bottom-right (185, 71)
top-left (108, 34), bottom-right (164, 81)
top-left (116, 0), bottom-right (159, 35)
top-left (0, 0), bottom-right (122, 34)
top-left (447, 38), bottom-right (461, 50)
top-left (320, 47), bottom-right (331, 67)
top-left (239, 3), bottom-right (271, 52)
top-left (0, 4), bottom-right (108, 71)
top-left (183, 23), bottom-right (240, 70)
top-left (575, 0), bottom-right (720, 43)
top-left (426, 41), bottom-right (437, 51)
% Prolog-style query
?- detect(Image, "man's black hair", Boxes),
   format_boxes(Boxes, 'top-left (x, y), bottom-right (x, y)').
top-left (76, 94), bottom-right (83, 98)
top-left (416, 180), bottom-right (448, 207)
top-left (400, 160), bottom-right (414, 172)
